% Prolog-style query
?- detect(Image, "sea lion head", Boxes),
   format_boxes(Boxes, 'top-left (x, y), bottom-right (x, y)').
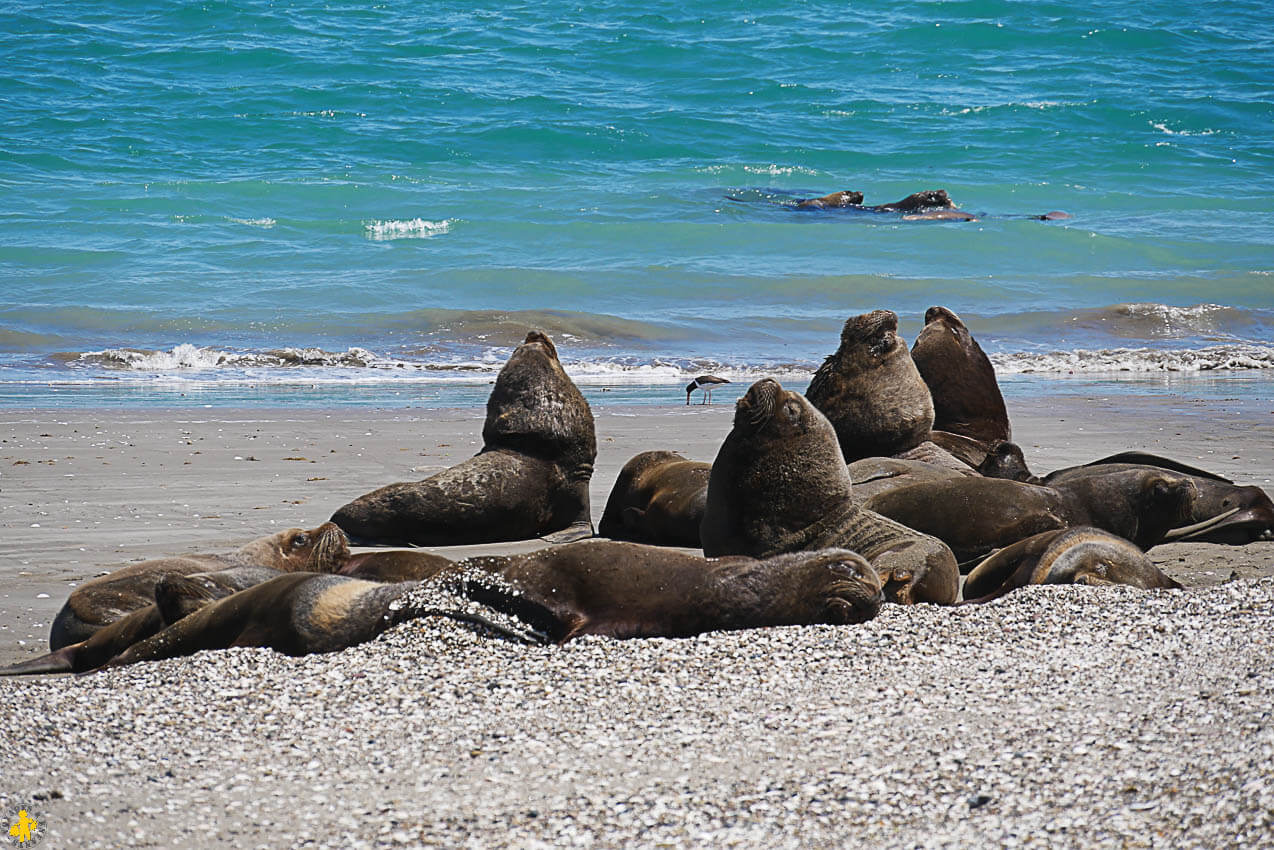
top-left (906, 189), bottom-right (954, 210)
top-left (1143, 473), bottom-right (1199, 528)
top-left (482, 330), bottom-right (596, 466)
top-left (702, 379), bottom-right (855, 557)
top-left (806, 310), bottom-right (935, 460)
top-left (780, 549), bottom-right (884, 625)
top-left (234, 522), bottom-right (350, 573)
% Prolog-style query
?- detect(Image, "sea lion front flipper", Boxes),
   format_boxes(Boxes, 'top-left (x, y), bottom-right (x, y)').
top-left (154, 574), bottom-right (222, 625)
top-left (540, 520), bottom-right (595, 545)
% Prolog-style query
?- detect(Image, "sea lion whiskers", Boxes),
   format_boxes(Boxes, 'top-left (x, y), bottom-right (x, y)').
top-left (737, 378), bottom-right (781, 429)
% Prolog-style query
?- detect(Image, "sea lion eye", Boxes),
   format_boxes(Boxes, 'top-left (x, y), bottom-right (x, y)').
top-left (291, 533), bottom-right (309, 548)
top-left (783, 401), bottom-right (801, 421)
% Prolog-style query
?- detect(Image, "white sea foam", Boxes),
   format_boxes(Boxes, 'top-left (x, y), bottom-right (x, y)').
top-left (363, 218), bottom-right (453, 241)
top-left (991, 345), bottom-right (1274, 374)
top-left (227, 217), bottom-right (276, 228)
top-left (1150, 122), bottom-right (1218, 136)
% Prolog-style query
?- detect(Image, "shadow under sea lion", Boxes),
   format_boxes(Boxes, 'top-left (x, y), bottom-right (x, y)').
top-left (1042, 452), bottom-right (1274, 544)
top-left (48, 522), bottom-right (350, 650)
top-left (962, 526), bottom-right (1182, 603)
top-left (701, 378), bottom-right (959, 605)
top-left (331, 331), bottom-right (597, 547)
top-left (598, 450), bottom-right (711, 548)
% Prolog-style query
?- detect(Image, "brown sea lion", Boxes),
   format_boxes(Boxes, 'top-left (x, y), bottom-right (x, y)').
top-left (460, 540), bottom-right (884, 642)
top-left (598, 451), bottom-right (710, 548)
top-left (862, 470), bottom-right (1198, 565)
top-left (975, 440), bottom-right (1040, 483)
top-left (701, 378), bottom-right (958, 605)
top-left (962, 527), bottom-right (1182, 603)
top-left (910, 306), bottom-right (1011, 446)
top-left (806, 310), bottom-right (936, 461)
top-left (867, 189), bottom-right (955, 213)
top-left (338, 550), bottom-right (455, 583)
top-left (1043, 453), bottom-right (1274, 544)
top-left (846, 457), bottom-right (969, 502)
top-left (48, 522), bottom-right (350, 650)
top-left (331, 331), bottom-right (597, 547)
top-left (2, 565), bottom-right (284, 676)
top-left (795, 190), bottom-right (865, 209)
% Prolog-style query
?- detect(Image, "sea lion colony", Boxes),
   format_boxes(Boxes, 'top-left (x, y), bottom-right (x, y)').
top-left (5, 314), bottom-right (1272, 675)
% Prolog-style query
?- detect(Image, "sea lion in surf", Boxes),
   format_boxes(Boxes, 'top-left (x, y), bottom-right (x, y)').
top-left (48, 522), bottom-right (350, 650)
top-left (962, 527), bottom-right (1181, 603)
top-left (1042, 453), bottom-right (1274, 544)
top-left (331, 331), bottom-right (597, 547)
top-left (794, 190), bottom-right (865, 209)
top-left (598, 451), bottom-right (711, 548)
top-left (701, 378), bottom-right (959, 605)
top-left (2, 565), bottom-right (284, 676)
top-left (861, 470), bottom-right (1198, 565)
top-left (868, 189), bottom-right (956, 213)
top-left (458, 540), bottom-right (883, 642)
top-left (910, 306), bottom-right (1011, 446)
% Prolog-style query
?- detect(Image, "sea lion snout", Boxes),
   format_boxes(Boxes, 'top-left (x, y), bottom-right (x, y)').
top-left (817, 553), bottom-right (884, 624)
top-left (842, 310), bottom-right (899, 358)
top-left (521, 330), bottom-right (559, 361)
top-left (736, 378), bottom-right (782, 429)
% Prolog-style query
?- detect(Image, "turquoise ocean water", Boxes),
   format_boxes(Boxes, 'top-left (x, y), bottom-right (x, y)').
top-left (2, 0), bottom-right (1273, 408)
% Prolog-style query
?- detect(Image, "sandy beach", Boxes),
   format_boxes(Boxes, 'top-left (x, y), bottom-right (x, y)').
top-left (2, 391), bottom-right (1272, 847)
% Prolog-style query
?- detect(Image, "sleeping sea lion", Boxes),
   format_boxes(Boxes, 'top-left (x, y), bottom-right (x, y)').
top-left (2, 565), bottom-right (284, 676)
top-left (331, 331), bottom-right (597, 546)
top-left (598, 451), bottom-right (710, 548)
top-left (862, 470), bottom-right (1198, 564)
top-left (962, 527), bottom-right (1182, 603)
top-left (459, 540), bottom-right (884, 642)
top-left (48, 522), bottom-right (350, 650)
top-left (701, 378), bottom-right (959, 605)
top-left (910, 306), bottom-right (1011, 446)
top-left (846, 457), bottom-right (970, 502)
top-left (1043, 453), bottom-right (1274, 544)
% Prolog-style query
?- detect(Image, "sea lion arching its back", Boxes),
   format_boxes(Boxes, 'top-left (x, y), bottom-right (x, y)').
top-left (806, 310), bottom-right (935, 461)
top-left (330, 331), bottom-right (597, 546)
top-left (701, 378), bottom-right (958, 605)
top-left (911, 306), bottom-right (1011, 446)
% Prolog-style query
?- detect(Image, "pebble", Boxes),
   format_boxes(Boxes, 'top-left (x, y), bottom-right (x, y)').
top-left (1, 580), bottom-right (1272, 848)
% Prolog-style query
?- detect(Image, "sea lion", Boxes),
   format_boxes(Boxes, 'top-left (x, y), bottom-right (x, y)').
top-left (48, 522), bottom-right (350, 650)
top-left (2, 565), bottom-right (283, 676)
top-left (795, 190), bottom-right (865, 210)
top-left (338, 550), bottom-right (455, 583)
top-left (846, 457), bottom-right (969, 502)
top-left (331, 331), bottom-right (597, 546)
top-left (701, 379), bottom-right (959, 605)
top-left (975, 440), bottom-right (1040, 483)
top-left (805, 310), bottom-right (936, 462)
top-left (962, 527), bottom-right (1182, 603)
top-left (867, 189), bottom-right (955, 213)
top-left (862, 470), bottom-right (1198, 564)
top-left (460, 540), bottom-right (884, 642)
top-left (1043, 453), bottom-right (1274, 544)
top-left (598, 451), bottom-right (710, 548)
top-left (910, 306), bottom-right (1011, 446)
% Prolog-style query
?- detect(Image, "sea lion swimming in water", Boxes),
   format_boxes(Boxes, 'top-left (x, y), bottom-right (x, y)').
top-left (598, 450), bottom-right (711, 548)
top-left (331, 331), bottom-right (597, 547)
top-left (48, 522), bottom-right (351, 650)
top-left (961, 527), bottom-right (1181, 603)
top-left (701, 378), bottom-right (959, 605)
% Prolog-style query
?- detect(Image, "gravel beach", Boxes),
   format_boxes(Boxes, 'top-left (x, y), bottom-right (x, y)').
top-left (2, 393), bottom-right (1272, 847)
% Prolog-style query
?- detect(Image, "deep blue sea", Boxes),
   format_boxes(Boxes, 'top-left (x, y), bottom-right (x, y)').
top-left (2, 0), bottom-right (1273, 408)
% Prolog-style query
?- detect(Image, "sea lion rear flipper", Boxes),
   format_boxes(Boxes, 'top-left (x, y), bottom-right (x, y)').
top-left (540, 520), bottom-right (595, 545)
top-left (0, 646), bottom-right (77, 676)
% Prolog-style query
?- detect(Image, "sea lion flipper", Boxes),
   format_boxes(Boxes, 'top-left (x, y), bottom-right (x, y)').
top-left (154, 575), bottom-right (221, 625)
top-left (0, 647), bottom-right (77, 676)
top-left (540, 520), bottom-right (595, 545)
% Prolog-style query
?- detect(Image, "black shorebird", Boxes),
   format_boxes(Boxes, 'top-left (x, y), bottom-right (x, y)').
top-left (685, 375), bottom-right (730, 405)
